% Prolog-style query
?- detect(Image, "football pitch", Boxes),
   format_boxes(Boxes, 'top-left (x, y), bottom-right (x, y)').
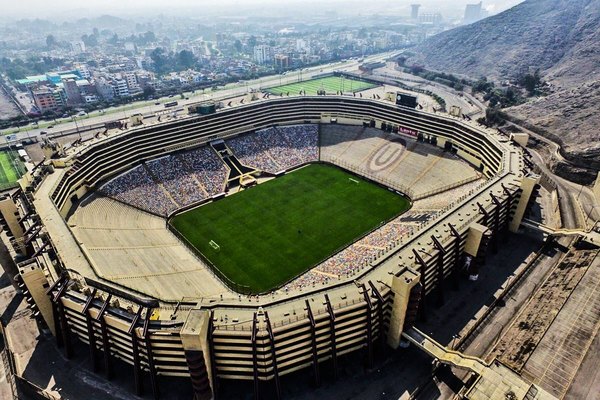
top-left (0, 150), bottom-right (24, 187)
top-left (266, 75), bottom-right (378, 96)
top-left (170, 163), bottom-right (410, 293)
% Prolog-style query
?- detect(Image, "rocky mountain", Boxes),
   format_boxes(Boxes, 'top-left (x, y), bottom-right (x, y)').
top-left (408, 0), bottom-right (600, 181)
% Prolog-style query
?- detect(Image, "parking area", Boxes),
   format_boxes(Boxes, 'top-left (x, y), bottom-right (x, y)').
top-left (523, 251), bottom-right (600, 398)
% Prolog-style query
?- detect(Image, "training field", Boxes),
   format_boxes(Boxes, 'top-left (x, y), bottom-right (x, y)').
top-left (171, 163), bottom-right (410, 293)
top-left (266, 75), bottom-right (378, 96)
top-left (0, 150), bottom-right (24, 187)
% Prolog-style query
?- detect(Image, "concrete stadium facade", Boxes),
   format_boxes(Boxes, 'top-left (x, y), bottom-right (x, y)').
top-left (3, 96), bottom-right (535, 400)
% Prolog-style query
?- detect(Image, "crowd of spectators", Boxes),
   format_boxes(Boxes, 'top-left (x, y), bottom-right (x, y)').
top-left (185, 147), bottom-right (229, 196)
top-left (99, 124), bottom-right (318, 216)
top-left (359, 223), bottom-right (415, 248)
top-left (282, 218), bottom-right (417, 292)
top-left (100, 165), bottom-right (178, 216)
top-left (100, 146), bottom-right (229, 216)
top-left (227, 124), bottom-right (318, 173)
top-left (270, 125), bottom-right (319, 167)
top-left (147, 156), bottom-right (207, 206)
top-left (227, 131), bottom-right (280, 173)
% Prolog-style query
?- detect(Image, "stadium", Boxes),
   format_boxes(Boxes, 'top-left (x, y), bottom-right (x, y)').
top-left (3, 94), bottom-right (536, 399)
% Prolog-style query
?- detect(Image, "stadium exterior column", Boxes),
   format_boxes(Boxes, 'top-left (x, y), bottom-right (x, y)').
top-left (477, 201), bottom-right (495, 255)
top-left (448, 224), bottom-right (462, 289)
top-left (324, 294), bottom-right (338, 380)
top-left (264, 312), bottom-right (281, 400)
top-left (361, 284), bottom-right (374, 369)
top-left (305, 300), bottom-right (321, 386)
top-left (96, 294), bottom-right (113, 379)
top-left (47, 275), bottom-right (66, 348)
top-left (431, 236), bottom-right (446, 305)
top-left (386, 270), bottom-right (420, 348)
top-left (490, 193), bottom-right (502, 253)
top-left (128, 307), bottom-right (144, 396)
top-left (82, 289), bottom-right (98, 372)
top-left (251, 313), bottom-right (260, 400)
top-left (477, 202), bottom-right (489, 227)
top-left (51, 302), bottom-right (63, 348)
top-left (52, 281), bottom-right (73, 359)
top-left (502, 184), bottom-right (515, 231)
top-left (180, 310), bottom-right (214, 400)
top-left (368, 280), bottom-right (386, 347)
top-left (142, 309), bottom-right (159, 400)
top-left (412, 249), bottom-right (427, 321)
top-left (29, 240), bottom-right (49, 259)
top-left (207, 311), bottom-right (219, 398)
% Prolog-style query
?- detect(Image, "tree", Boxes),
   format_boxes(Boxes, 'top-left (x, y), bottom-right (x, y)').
top-left (143, 31), bottom-right (156, 43)
top-left (46, 34), bottom-right (57, 49)
top-left (108, 33), bottom-right (119, 45)
top-left (150, 47), bottom-right (169, 74)
top-left (177, 50), bottom-right (196, 70)
top-left (519, 70), bottom-right (542, 95)
top-left (409, 65), bottom-right (425, 75)
top-left (472, 77), bottom-right (494, 94)
top-left (483, 107), bottom-right (504, 126)
top-left (234, 39), bottom-right (242, 53)
top-left (143, 86), bottom-right (156, 99)
top-left (81, 34), bottom-right (98, 47)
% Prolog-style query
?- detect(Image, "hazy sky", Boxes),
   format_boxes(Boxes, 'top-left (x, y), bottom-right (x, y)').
top-left (2, 0), bottom-right (524, 19)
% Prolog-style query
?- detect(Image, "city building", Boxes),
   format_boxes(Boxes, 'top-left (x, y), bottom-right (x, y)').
top-left (124, 72), bottom-right (142, 95)
top-left (114, 79), bottom-right (130, 97)
top-left (253, 44), bottom-right (273, 65)
top-left (95, 78), bottom-right (116, 101)
top-left (419, 13), bottom-right (443, 25)
top-left (464, 2), bottom-right (483, 24)
top-left (71, 41), bottom-right (86, 54)
top-left (62, 78), bottom-right (84, 106)
top-left (74, 64), bottom-right (91, 80)
top-left (274, 54), bottom-right (290, 69)
top-left (411, 4), bottom-right (421, 20)
top-left (31, 86), bottom-right (65, 113)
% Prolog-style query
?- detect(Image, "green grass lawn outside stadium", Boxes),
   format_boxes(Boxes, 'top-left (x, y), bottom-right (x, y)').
top-left (0, 150), bottom-right (24, 188)
top-left (265, 76), bottom-right (377, 96)
top-left (171, 163), bottom-right (410, 293)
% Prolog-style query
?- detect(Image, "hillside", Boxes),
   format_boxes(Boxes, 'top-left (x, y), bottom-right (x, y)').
top-left (409, 0), bottom-right (600, 181)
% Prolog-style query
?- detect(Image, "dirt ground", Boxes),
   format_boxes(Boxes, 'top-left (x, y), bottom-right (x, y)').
top-left (0, 87), bottom-right (21, 120)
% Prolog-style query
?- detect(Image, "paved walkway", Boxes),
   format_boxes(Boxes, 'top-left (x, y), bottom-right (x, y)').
top-left (403, 327), bottom-right (556, 400)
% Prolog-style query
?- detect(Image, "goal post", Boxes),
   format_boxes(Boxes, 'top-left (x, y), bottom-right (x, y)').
top-left (209, 240), bottom-right (220, 251)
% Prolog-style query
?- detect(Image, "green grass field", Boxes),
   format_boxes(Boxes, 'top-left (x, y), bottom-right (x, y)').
top-left (266, 75), bottom-right (378, 96)
top-left (171, 163), bottom-right (410, 293)
top-left (0, 150), bottom-right (24, 188)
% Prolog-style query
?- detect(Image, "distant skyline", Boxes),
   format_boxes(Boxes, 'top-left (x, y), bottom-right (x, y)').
top-left (2, 0), bottom-right (524, 19)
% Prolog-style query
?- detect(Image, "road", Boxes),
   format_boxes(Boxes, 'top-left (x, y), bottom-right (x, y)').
top-left (370, 64), bottom-right (485, 117)
top-left (0, 51), bottom-right (399, 145)
top-left (507, 120), bottom-right (598, 229)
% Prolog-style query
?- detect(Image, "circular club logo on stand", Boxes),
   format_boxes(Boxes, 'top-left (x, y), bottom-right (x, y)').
top-left (366, 138), bottom-right (406, 173)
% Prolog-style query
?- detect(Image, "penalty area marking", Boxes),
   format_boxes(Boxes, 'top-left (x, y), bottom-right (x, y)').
top-left (209, 240), bottom-right (220, 251)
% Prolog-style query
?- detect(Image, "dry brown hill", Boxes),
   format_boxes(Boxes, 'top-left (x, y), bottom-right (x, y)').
top-left (409, 0), bottom-right (600, 181)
